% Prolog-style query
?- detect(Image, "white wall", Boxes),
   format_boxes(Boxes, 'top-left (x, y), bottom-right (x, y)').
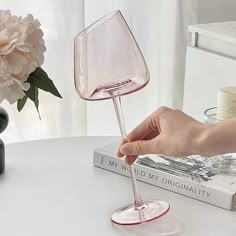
top-left (197, 0), bottom-right (236, 23)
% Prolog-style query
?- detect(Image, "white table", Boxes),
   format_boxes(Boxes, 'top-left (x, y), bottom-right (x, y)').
top-left (1, 137), bottom-right (235, 236)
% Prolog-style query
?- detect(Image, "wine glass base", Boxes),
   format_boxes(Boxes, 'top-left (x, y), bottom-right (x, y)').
top-left (111, 200), bottom-right (170, 225)
top-left (207, 153), bottom-right (236, 175)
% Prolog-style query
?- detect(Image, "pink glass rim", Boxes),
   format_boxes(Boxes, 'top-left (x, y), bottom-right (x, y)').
top-left (74, 10), bottom-right (121, 39)
top-left (74, 9), bottom-right (150, 101)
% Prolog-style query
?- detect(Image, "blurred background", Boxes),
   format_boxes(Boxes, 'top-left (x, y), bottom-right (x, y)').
top-left (1, 0), bottom-right (236, 143)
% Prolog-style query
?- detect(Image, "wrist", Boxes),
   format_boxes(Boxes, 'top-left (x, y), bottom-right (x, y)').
top-left (195, 122), bottom-right (230, 157)
top-left (194, 123), bottom-right (216, 157)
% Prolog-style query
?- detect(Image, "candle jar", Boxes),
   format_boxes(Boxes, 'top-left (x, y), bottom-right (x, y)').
top-left (204, 107), bottom-right (236, 175)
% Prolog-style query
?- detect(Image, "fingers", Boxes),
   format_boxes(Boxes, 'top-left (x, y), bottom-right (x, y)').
top-left (117, 132), bottom-right (158, 158)
top-left (117, 141), bottom-right (138, 165)
top-left (116, 107), bottom-right (171, 164)
top-left (117, 138), bottom-right (128, 157)
top-left (117, 141), bottom-right (138, 164)
top-left (117, 139), bottom-right (157, 165)
top-left (125, 155), bottom-right (138, 165)
top-left (126, 111), bottom-right (160, 142)
top-left (120, 139), bottom-right (158, 156)
top-left (127, 106), bottom-right (171, 142)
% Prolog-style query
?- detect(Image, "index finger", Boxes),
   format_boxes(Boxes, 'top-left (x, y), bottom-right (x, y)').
top-left (127, 111), bottom-right (160, 142)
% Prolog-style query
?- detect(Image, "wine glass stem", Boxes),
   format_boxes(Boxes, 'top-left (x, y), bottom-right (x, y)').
top-left (112, 96), bottom-right (142, 206)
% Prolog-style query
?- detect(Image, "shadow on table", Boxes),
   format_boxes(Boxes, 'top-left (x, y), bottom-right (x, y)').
top-left (112, 211), bottom-right (184, 236)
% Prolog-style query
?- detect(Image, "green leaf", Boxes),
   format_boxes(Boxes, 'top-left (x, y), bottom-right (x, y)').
top-left (24, 84), bottom-right (36, 101)
top-left (34, 87), bottom-right (41, 120)
top-left (24, 85), bottom-right (41, 119)
top-left (28, 67), bottom-right (62, 98)
top-left (17, 96), bottom-right (27, 112)
top-left (34, 87), bottom-right (39, 110)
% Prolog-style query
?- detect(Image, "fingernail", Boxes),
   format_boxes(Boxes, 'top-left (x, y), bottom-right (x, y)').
top-left (116, 152), bottom-right (123, 158)
top-left (120, 144), bottom-right (128, 154)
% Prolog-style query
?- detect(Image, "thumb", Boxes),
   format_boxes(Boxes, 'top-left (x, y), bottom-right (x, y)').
top-left (120, 140), bottom-right (156, 155)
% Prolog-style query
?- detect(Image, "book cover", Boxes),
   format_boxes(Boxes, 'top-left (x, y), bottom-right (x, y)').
top-left (93, 141), bottom-right (236, 210)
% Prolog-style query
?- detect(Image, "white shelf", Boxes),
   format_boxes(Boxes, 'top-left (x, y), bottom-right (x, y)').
top-left (189, 21), bottom-right (236, 59)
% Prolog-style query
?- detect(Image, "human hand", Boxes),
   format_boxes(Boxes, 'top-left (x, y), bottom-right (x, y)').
top-left (117, 106), bottom-right (205, 165)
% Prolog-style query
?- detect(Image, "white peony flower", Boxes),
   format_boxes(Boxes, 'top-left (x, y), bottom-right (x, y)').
top-left (0, 10), bottom-right (46, 104)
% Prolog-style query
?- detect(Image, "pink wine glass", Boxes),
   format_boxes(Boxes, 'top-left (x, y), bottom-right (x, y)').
top-left (74, 10), bottom-right (170, 225)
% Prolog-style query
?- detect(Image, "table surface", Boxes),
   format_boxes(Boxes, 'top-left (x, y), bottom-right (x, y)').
top-left (1, 136), bottom-right (236, 236)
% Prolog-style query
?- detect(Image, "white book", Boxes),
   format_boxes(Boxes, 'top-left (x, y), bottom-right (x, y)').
top-left (93, 141), bottom-right (236, 211)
